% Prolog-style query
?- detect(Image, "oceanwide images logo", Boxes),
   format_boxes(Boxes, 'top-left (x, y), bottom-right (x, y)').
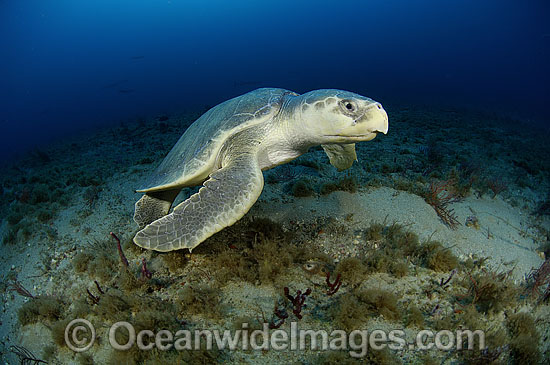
top-left (65, 319), bottom-right (485, 357)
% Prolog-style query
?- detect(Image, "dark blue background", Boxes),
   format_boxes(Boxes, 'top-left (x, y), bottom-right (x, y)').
top-left (1, 0), bottom-right (548, 162)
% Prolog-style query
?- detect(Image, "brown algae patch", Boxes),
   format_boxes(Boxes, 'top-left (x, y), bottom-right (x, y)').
top-left (6, 219), bottom-right (546, 363)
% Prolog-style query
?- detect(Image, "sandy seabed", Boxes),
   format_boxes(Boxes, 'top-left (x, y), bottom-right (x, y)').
top-left (1, 105), bottom-right (549, 364)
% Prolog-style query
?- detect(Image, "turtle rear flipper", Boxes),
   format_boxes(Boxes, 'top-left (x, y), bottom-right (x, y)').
top-left (133, 190), bottom-right (180, 229)
top-left (133, 152), bottom-right (264, 252)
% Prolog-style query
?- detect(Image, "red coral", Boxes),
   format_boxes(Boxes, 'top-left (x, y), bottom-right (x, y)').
top-left (110, 232), bottom-right (128, 267)
top-left (526, 257), bottom-right (550, 302)
top-left (269, 304), bottom-right (289, 329)
top-left (487, 178), bottom-right (507, 198)
top-left (325, 272), bottom-right (342, 296)
top-left (141, 258), bottom-right (152, 280)
top-left (284, 287), bottom-right (311, 320)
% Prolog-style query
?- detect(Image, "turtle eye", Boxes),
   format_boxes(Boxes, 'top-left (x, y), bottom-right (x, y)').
top-left (340, 100), bottom-right (356, 113)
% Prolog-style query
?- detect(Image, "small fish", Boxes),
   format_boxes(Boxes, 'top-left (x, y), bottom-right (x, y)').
top-left (301, 260), bottom-right (333, 276)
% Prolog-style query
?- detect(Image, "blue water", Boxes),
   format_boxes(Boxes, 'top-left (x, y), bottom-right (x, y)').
top-left (1, 0), bottom-right (548, 162)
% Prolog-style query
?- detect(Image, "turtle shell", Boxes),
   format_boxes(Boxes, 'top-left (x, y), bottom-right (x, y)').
top-left (138, 88), bottom-right (295, 192)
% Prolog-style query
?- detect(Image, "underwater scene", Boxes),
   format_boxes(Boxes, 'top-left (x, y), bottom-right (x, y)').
top-left (1, 0), bottom-right (549, 364)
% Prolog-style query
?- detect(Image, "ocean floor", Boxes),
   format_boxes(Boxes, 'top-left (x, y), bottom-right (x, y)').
top-left (1, 105), bottom-right (549, 364)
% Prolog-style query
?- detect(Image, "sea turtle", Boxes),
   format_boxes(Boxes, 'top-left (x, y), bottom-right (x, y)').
top-left (133, 88), bottom-right (388, 252)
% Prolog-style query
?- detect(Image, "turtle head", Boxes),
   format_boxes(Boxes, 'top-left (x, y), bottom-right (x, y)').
top-left (298, 89), bottom-right (388, 144)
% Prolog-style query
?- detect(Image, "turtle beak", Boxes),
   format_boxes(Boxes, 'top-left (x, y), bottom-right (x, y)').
top-left (340, 103), bottom-right (389, 139)
top-left (366, 103), bottom-right (389, 135)
top-left (322, 100), bottom-right (389, 142)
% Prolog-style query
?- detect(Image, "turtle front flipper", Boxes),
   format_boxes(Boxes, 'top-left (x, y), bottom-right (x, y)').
top-left (321, 143), bottom-right (357, 171)
top-left (133, 152), bottom-right (264, 252)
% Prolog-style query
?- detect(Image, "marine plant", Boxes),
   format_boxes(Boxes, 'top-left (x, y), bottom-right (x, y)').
top-left (290, 178), bottom-right (315, 197)
top-left (320, 175), bottom-right (357, 195)
top-left (18, 296), bottom-right (66, 325)
top-left (7, 277), bottom-right (35, 298)
top-left (506, 312), bottom-right (541, 364)
top-left (331, 288), bottom-right (401, 331)
top-left (284, 286), bottom-right (311, 320)
top-left (423, 179), bottom-right (462, 229)
top-left (335, 257), bottom-right (368, 286)
top-left (525, 256), bottom-right (550, 302)
top-left (325, 272), bottom-right (342, 296)
top-left (270, 304), bottom-right (289, 329)
top-left (177, 284), bottom-right (222, 319)
top-left (458, 269), bottom-right (519, 314)
top-left (317, 347), bottom-right (398, 365)
top-left (487, 177), bottom-right (508, 198)
top-left (404, 305), bottom-right (425, 327)
top-left (420, 241), bottom-right (458, 272)
top-left (534, 196), bottom-right (550, 216)
top-left (355, 288), bottom-right (400, 321)
top-left (9, 345), bottom-right (47, 365)
top-left (207, 217), bottom-right (299, 285)
top-left (111, 232), bottom-right (129, 267)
